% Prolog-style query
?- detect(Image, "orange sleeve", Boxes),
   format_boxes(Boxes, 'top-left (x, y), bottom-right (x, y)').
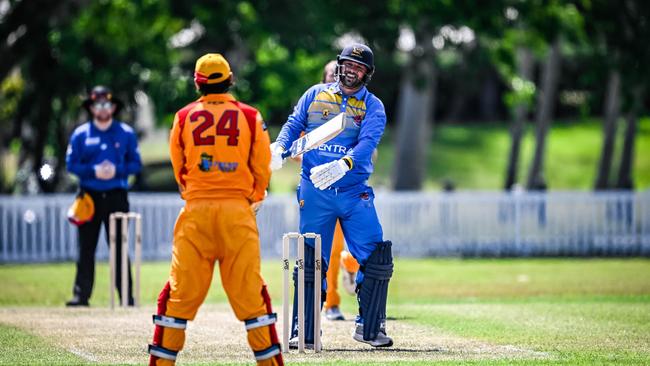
top-left (248, 111), bottom-right (271, 202)
top-left (169, 101), bottom-right (198, 193)
top-left (169, 112), bottom-right (185, 190)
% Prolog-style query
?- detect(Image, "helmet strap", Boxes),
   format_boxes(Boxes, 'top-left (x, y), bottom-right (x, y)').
top-left (336, 63), bottom-right (366, 89)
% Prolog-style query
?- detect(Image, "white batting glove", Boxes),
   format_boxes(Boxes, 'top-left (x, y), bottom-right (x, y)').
top-left (270, 142), bottom-right (285, 171)
top-left (310, 159), bottom-right (351, 190)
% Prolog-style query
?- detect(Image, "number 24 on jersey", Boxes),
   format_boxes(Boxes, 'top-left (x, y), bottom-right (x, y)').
top-left (190, 110), bottom-right (239, 146)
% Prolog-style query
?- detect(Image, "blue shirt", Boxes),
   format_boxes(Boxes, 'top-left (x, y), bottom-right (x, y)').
top-left (66, 120), bottom-right (142, 191)
top-left (276, 83), bottom-right (386, 188)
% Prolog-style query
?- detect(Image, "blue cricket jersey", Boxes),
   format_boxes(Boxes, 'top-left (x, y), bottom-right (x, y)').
top-left (276, 82), bottom-right (386, 189)
top-left (66, 120), bottom-right (142, 191)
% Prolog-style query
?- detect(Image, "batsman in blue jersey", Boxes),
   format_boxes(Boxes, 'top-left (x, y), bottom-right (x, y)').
top-left (271, 44), bottom-right (394, 348)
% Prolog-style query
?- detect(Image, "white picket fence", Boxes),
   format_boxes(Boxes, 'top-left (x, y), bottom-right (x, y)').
top-left (1, 191), bottom-right (649, 262)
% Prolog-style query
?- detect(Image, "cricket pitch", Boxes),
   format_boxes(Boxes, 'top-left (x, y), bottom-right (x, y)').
top-left (0, 305), bottom-right (548, 364)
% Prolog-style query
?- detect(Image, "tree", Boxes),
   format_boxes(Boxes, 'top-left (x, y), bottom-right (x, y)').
top-left (526, 36), bottom-right (562, 190)
top-left (392, 28), bottom-right (436, 190)
top-left (504, 47), bottom-right (535, 190)
top-left (0, 0), bottom-right (185, 192)
top-left (387, 2), bottom-right (480, 190)
top-left (583, 0), bottom-right (650, 190)
top-left (594, 69), bottom-right (621, 190)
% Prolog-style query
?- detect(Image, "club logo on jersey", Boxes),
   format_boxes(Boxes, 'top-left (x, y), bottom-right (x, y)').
top-left (198, 152), bottom-right (238, 173)
top-left (299, 199), bottom-right (305, 208)
top-left (321, 109), bottom-right (330, 120)
top-left (198, 152), bottom-right (213, 172)
top-left (353, 114), bottom-right (364, 127)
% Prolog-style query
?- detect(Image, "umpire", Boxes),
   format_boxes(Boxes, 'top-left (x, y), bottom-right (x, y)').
top-left (65, 86), bottom-right (142, 307)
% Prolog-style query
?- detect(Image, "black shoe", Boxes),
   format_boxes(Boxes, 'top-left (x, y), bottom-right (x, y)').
top-left (115, 297), bottom-right (135, 307)
top-left (65, 297), bottom-right (89, 307)
top-left (353, 323), bottom-right (393, 347)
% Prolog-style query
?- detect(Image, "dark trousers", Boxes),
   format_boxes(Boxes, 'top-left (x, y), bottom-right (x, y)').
top-left (72, 188), bottom-right (133, 304)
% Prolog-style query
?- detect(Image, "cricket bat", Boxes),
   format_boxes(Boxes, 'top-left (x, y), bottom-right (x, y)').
top-left (281, 112), bottom-right (346, 159)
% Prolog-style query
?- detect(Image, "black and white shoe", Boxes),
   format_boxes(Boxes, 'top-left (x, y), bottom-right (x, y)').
top-left (352, 323), bottom-right (393, 347)
top-left (288, 337), bottom-right (315, 350)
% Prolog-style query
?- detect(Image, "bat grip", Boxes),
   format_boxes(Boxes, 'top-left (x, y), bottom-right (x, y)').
top-left (281, 149), bottom-right (292, 159)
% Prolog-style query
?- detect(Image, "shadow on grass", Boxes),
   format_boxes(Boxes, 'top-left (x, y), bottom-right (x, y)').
top-left (324, 347), bottom-right (445, 353)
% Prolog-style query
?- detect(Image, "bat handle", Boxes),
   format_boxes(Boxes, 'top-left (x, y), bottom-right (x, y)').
top-left (281, 149), bottom-right (292, 159)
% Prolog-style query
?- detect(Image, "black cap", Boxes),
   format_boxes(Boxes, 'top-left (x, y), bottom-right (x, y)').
top-left (337, 43), bottom-right (375, 73)
top-left (82, 85), bottom-right (123, 114)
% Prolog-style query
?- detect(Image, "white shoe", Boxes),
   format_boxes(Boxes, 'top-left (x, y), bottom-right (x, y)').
top-left (325, 306), bottom-right (345, 321)
top-left (352, 323), bottom-right (393, 347)
top-left (341, 270), bottom-right (357, 295)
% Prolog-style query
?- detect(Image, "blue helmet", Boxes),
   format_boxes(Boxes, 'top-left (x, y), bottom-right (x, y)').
top-left (336, 43), bottom-right (375, 85)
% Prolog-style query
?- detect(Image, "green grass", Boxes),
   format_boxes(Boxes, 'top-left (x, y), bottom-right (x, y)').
top-left (0, 324), bottom-right (87, 365)
top-left (0, 258), bottom-right (649, 365)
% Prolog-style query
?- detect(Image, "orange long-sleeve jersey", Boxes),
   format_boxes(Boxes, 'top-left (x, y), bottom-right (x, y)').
top-left (169, 93), bottom-right (271, 202)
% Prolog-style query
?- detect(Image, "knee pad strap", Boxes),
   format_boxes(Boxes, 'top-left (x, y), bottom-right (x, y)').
top-left (153, 315), bottom-right (187, 330)
top-left (148, 344), bottom-right (178, 361)
top-left (254, 344), bottom-right (281, 361)
top-left (245, 313), bottom-right (277, 330)
top-left (364, 263), bottom-right (393, 280)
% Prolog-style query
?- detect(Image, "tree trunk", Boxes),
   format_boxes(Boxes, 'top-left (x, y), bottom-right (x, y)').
top-left (594, 69), bottom-right (621, 190)
top-left (616, 86), bottom-right (643, 189)
top-left (0, 146), bottom-right (5, 193)
top-left (392, 52), bottom-right (436, 191)
top-left (29, 34), bottom-right (56, 192)
top-left (504, 47), bottom-right (534, 190)
top-left (480, 68), bottom-right (499, 121)
top-left (526, 38), bottom-right (561, 190)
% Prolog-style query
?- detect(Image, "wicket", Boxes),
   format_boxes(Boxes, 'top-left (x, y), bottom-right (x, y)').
top-left (282, 232), bottom-right (322, 353)
top-left (108, 212), bottom-right (142, 309)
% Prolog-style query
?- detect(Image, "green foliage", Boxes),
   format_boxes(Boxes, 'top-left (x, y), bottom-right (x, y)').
top-left (56, 0), bottom-right (185, 122)
top-left (504, 76), bottom-right (536, 111)
top-left (0, 73), bottom-right (24, 124)
top-left (1, 0), bottom-right (649, 193)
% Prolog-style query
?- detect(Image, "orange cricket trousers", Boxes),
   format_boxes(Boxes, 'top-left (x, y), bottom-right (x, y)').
top-left (325, 220), bottom-right (360, 309)
top-left (148, 198), bottom-right (282, 366)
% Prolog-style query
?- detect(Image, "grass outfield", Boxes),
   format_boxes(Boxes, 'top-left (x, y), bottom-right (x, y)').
top-left (0, 258), bottom-right (649, 365)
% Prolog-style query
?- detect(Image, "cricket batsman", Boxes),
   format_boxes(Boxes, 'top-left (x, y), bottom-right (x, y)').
top-left (297, 60), bottom-right (360, 322)
top-left (271, 43), bottom-right (394, 348)
top-left (147, 53), bottom-right (283, 366)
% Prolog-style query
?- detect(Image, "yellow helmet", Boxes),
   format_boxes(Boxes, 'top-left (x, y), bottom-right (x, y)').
top-left (67, 192), bottom-right (95, 226)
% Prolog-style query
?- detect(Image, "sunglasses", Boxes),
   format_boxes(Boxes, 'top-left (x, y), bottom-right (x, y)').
top-left (92, 101), bottom-right (113, 110)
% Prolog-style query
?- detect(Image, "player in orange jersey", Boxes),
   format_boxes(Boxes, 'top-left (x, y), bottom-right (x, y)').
top-left (147, 53), bottom-right (283, 366)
